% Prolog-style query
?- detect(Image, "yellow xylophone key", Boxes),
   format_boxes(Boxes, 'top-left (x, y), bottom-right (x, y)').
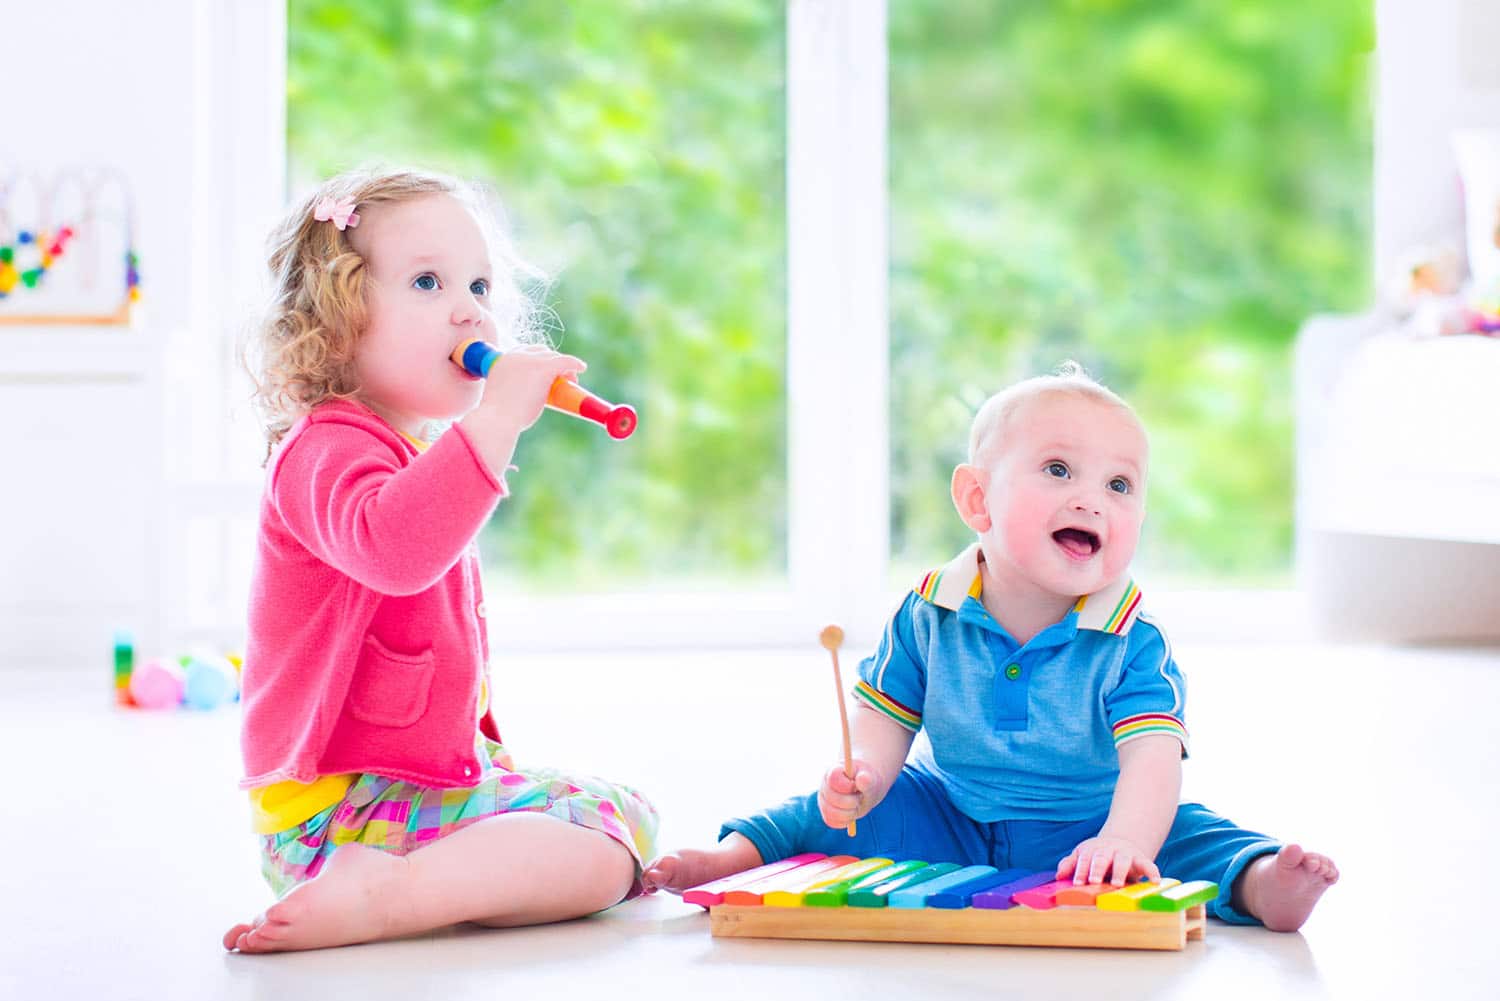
top-left (764, 858), bottom-right (894, 907)
top-left (1095, 878), bottom-right (1181, 911)
top-left (723, 856), bottom-right (858, 905)
top-left (1054, 883), bottom-right (1121, 906)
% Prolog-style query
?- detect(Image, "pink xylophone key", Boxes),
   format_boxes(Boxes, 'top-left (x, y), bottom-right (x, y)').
top-left (722, 856), bottom-right (859, 905)
top-left (682, 853), bottom-right (826, 907)
top-left (1011, 879), bottom-right (1075, 910)
top-left (970, 871), bottom-right (1056, 910)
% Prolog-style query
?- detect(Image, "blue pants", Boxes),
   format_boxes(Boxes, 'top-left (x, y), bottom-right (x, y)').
top-left (721, 765), bottom-right (1279, 924)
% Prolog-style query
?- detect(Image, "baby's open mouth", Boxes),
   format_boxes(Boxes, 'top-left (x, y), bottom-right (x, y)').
top-left (1052, 528), bottom-right (1101, 559)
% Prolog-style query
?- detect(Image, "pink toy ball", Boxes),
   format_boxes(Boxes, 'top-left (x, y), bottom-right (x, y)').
top-left (128, 657), bottom-right (185, 710)
top-left (182, 654), bottom-right (239, 710)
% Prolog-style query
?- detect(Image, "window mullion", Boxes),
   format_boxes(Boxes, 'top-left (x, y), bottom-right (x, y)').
top-left (787, 0), bottom-right (891, 645)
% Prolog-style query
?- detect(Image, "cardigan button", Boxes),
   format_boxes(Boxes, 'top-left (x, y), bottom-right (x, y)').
top-left (464, 766), bottom-right (473, 777)
top-left (476, 602), bottom-right (487, 619)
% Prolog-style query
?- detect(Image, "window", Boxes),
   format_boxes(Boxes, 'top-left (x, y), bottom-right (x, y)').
top-left (888, 0), bottom-right (1372, 587)
top-left (289, 1), bottom-right (789, 594)
top-left (284, 0), bottom-right (1374, 648)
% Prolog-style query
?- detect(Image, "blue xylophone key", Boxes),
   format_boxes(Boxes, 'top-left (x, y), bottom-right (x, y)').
top-left (847, 862), bottom-right (960, 907)
top-left (926, 868), bottom-right (1030, 909)
top-left (970, 871), bottom-right (1058, 910)
top-left (804, 860), bottom-right (913, 907)
top-left (888, 865), bottom-right (997, 909)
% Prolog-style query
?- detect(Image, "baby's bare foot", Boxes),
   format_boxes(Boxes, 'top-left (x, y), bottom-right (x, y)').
top-left (223, 845), bottom-right (411, 953)
top-left (643, 835), bottom-right (763, 895)
top-left (642, 849), bottom-right (740, 895)
top-left (1239, 844), bottom-right (1339, 932)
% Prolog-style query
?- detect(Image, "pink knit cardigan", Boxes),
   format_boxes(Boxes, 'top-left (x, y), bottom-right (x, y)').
top-left (239, 400), bottom-right (505, 789)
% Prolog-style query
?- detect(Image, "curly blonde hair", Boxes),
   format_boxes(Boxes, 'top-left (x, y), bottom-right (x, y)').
top-left (246, 167), bottom-right (541, 456)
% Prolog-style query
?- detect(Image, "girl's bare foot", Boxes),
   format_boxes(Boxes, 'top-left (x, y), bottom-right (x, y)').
top-left (1235, 844), bottom-right (1339, 932)
top-left (225, 813), bottom-right (637, 952)
top-left (642, 833), bottom-right (763, 894)
top-left (222, 845), bottom-right (411, 953)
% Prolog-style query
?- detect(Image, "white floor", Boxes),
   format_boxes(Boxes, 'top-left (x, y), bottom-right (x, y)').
top-left (4, 637), bottom-right (1498, 1001)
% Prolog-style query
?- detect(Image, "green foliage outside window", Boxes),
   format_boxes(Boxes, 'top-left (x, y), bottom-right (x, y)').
top-left (289, 0), bottom-right (1372, 591)
top-left (889, 0), bottom-right (1372, 585)
top-left (288, 0), bottom-right (788, 589)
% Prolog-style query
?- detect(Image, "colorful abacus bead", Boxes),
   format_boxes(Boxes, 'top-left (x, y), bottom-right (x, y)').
top-left (126, 250), bottom-right (142, 302)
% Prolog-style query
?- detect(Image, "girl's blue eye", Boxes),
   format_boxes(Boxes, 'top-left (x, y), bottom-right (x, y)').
top-left (1045, 462), bottom-right (1069, 479)
top-left (1109, 477), bottom-right (1131, 495)
top-left (469, 279), bottom-right (490, 296)
top-left (413, 273), bottom-right (438, 291)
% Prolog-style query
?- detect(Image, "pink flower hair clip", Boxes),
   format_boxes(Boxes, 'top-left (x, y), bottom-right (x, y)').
top-left (312, 196), bottom-right (360, 231)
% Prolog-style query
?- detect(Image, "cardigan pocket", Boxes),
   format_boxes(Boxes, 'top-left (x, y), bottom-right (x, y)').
top-left (348, 635), bottom-right (435, 729)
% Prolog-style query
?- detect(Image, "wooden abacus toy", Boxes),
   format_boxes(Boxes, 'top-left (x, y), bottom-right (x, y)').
top-left (0, 166), bottom-right (142, 325)
top-left (683, 855), bottom-right (1216, 951)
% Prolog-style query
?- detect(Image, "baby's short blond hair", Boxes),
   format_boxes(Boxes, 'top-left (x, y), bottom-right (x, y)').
top-left (967, 361), bottom-right (1137, 466)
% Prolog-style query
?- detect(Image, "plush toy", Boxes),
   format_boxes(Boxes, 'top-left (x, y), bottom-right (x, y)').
top-left (1388, 244), bottom-right (1463, 312)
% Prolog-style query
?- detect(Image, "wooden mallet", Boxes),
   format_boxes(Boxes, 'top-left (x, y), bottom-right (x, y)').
top-left (819, 624), bottom-right (857, 837)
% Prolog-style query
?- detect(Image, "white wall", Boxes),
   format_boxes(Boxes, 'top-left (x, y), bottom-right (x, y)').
top-left (0, 1), bottom-right (283, 669)
top-left (1375, 0), bottom-right (1500, 279)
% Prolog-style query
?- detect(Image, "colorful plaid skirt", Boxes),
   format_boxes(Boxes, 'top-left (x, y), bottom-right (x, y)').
top-left (259, 735), bottom-right (659, 900)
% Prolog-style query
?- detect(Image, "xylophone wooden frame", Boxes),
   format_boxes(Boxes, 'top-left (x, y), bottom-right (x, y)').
top-left (707, 901), bottom-right (1208, 951)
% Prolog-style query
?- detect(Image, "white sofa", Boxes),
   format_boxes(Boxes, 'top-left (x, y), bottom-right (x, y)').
top-left (1295, 311), bottom-right (1500, 641)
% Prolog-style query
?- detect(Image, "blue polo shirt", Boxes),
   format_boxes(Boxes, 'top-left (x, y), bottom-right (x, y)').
top-left (853, 544), bottom-right (1188, 823)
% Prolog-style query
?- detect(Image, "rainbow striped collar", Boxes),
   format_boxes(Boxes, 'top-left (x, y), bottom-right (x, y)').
top-left (913, 542), bottom-right (1143, 636)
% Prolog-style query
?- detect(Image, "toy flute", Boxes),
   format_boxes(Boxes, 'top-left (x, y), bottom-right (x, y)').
top-left (451, 339), bottom-right (638, 439)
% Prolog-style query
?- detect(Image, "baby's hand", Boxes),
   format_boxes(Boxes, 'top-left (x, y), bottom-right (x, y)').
top-left (817, 759), bottom-right (880, 830)
top-left (476, 344), bottom-right (585, 433)
top-left (1056, 835), bottom-right (1161, 886)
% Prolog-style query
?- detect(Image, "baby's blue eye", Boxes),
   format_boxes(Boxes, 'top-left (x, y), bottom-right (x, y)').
top-left (413, 273), bottom-right (439, 291)
top-left (1108, 477), bottom-right (1131, 495)
top-left (469, 279), bottom-right (490, 296)
top-left (1045, 462), bottom-right (1070, 479)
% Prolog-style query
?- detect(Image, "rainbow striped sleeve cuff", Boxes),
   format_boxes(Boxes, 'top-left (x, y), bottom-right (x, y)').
top-left (853, 680), bottom-right (921, 732)
top-left (1112, 712), bottom-right (1188, 752)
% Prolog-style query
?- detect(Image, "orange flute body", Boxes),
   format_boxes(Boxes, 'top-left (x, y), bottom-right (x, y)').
top-left (452, 339), bottom-right (637, 439)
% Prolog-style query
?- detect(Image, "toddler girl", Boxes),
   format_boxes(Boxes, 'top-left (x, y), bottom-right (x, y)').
top-left (223, 168), bottom-right (657, 953)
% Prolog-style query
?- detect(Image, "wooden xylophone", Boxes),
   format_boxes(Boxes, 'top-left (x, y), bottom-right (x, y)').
top-left (683, 853), bottom-right (1218, 951)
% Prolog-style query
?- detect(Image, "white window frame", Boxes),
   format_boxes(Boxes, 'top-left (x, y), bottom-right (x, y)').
top-left (495, 0), bottom-right (892, 650)
top-left (161, 0), bottom-right (287, 655)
